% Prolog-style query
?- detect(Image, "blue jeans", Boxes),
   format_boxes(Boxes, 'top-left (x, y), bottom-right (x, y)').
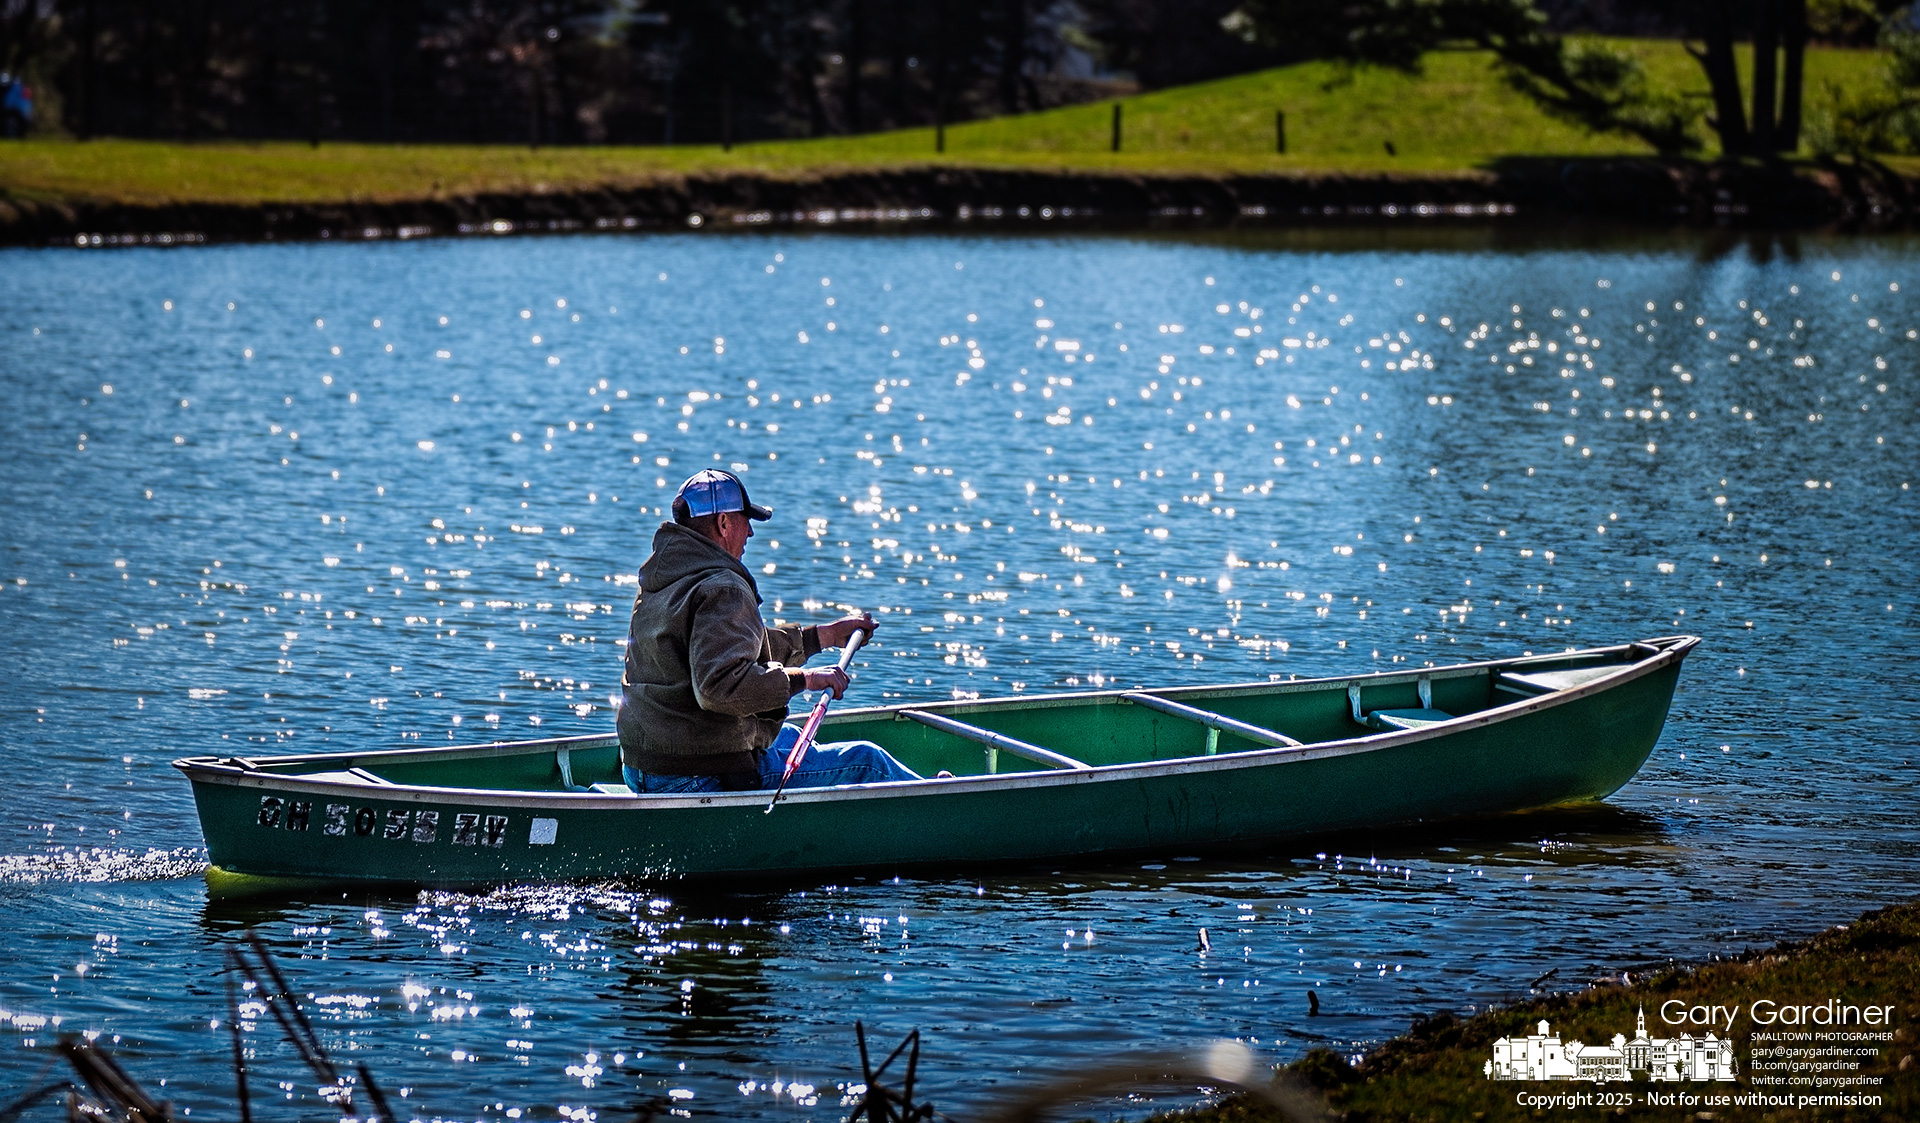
top-left (621, 723), bottom-right (921, 794)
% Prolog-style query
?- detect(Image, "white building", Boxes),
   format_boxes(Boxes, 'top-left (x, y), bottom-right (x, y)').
top-left (1486, 1009), bottom-right (1734, 1084)
top-left (1487, 1020), bottom-right (1583, 1081)
top-left (1626, 1006), bottom-right (1738, 1082)
top-left (1570, 1037), bottom-right (1631, 1082)
top-left (1646, 1034), bottom-right (1738, 1082)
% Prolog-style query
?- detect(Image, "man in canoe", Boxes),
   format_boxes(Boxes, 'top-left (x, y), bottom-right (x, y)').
top-left (617, 468), bottom-right (923, 794)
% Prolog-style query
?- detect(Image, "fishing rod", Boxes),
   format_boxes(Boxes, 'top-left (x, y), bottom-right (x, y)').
top-left (765, 628), bottom-right (867, 814)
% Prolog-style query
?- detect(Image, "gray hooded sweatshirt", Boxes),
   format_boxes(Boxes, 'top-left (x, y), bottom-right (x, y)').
top-left (618, 522), bottom-right (819, 776)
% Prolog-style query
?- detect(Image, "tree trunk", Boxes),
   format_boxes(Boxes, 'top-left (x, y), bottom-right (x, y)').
top-left (933, 0), bottom-right (947, 152)
top-left (999, 0), bottom-right (1024, 115)
top-left (377, 8), bottom-right (393, 142)
top-left (172, 0), bottom-right (193, 137)
top-left (1751, 0), bottom-right (1777, 155)
top-left (847, 0), bottom-right (865, 133)
top-left (258, 46), bottom-right (277, 140)
top-left (529, 61), bottom-right (542, 148)
top-left (189, 0), bottom-right (212, 138)
top-left (308, 71), bottom-right (321, 147)
top-left (888, 0), bottom-right (905, 127)
top-left (1778, 0), bottom-right (1806, 152)
top-left (306, 4), bottom-right (323, 147)
top-left (139, 0), bottom-right (157, 135)
top-left (719, 20), bottom-right (735, 148)
top-left (803, 30), bottom-right (826, 137)
top-left (661, 48), bottom-right (675, 144)
top-left (79, 0), bottom-right (95, 138)
top-left (1693, 0), bottom-right (1748, 156)
top-left (552, 51), bottom-right (580, 146)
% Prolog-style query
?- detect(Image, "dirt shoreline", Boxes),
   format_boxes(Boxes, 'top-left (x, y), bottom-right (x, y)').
top-left (1, 158), bottom-right (1914, 248)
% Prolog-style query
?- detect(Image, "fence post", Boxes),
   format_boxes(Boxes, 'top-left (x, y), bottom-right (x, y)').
top-left (1111, 103), bottom-right (1122, 152)
top-left (1276, 110), bottom-right (1286, 154)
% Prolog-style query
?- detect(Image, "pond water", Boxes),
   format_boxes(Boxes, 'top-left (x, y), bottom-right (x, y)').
top-left (0, 227), bottom-right (1915, 1121)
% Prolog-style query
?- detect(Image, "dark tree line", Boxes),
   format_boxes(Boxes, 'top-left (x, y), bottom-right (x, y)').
top-left (2, 0), bottom-right (1290, 145)
top-left (0, 0), bottom-right (1903, 149)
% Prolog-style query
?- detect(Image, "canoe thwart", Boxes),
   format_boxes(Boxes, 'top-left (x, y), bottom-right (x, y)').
top-left (1121, 692), bottom-right (1303, 748)
top-left (898, 710), bottom-right (1092, 771)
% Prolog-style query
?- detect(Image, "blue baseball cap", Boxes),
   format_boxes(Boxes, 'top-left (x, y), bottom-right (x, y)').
top-left (672, 468), bottom-right (772, 523)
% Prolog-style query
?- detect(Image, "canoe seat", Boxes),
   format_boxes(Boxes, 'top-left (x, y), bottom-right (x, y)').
top-left (1364, 708), bottom-right (1454, 731)
top-left (1496, 664), bottom-right (1622, 699)
top-left (1349, 677), bottom-right (1454, 732)
top-left (588, 782), bottom-right (633, 795)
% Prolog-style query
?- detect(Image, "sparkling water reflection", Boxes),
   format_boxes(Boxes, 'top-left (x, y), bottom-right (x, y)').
top-left (0, 228), bottom-right (1915, 1120)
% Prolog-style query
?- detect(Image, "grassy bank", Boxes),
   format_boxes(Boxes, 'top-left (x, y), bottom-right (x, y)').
top-left (1181, 901), bottom-right (1920, 1123)
top-left (0, 41), bottom-right (1888, 208)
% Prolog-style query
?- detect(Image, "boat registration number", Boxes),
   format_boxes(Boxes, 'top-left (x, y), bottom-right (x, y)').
top-left (256, 796), bottom-right (509, 847)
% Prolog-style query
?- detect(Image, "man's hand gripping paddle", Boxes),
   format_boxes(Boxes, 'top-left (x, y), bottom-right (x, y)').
top-left (765, 629), bottom-right (868, 813)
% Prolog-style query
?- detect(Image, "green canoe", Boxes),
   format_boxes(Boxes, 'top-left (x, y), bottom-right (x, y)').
top-left (178, 636), bottom-right (1697, 897)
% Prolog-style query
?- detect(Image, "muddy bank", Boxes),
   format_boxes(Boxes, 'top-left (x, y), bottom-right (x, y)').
top-left (1, 158), bottom-right (1913, 247)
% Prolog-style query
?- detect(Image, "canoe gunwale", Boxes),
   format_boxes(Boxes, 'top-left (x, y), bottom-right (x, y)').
top-left (174, 637), bottom-right (1688, 773)
top-left (175, 636), bottom-right (1697, 812)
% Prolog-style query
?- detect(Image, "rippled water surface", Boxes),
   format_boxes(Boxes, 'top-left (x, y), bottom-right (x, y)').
top-left (1, 227), bottom-right (1916, 1120)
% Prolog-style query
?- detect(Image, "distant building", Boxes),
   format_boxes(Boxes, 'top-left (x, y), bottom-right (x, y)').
top-left (1571, 1038), bottom-right (1630, 1082)
top-left (1488, 1020), bottom-right (1583, 1081)
top-left (1622, 1006), bottom-right (1655, 1072)
top-left (1624, 1005), bottom-right (1738, 1082)
top-left (1486, 1008), bottom-right (1735, 1084)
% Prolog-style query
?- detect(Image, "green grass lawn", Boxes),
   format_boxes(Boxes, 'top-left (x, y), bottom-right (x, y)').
top-left (0, 40), bottom-right (1891, 207)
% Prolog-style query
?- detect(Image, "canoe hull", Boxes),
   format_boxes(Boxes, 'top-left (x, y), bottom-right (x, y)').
top-left (182, 639), bottom-right (1691, 894)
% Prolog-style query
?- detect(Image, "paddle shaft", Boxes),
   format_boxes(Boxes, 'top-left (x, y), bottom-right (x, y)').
top-left (765, 629), bottom-right (867, 812)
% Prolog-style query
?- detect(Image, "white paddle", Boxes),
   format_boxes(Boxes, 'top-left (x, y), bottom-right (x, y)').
top-left (764, 629), bottom-right (868, 813)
